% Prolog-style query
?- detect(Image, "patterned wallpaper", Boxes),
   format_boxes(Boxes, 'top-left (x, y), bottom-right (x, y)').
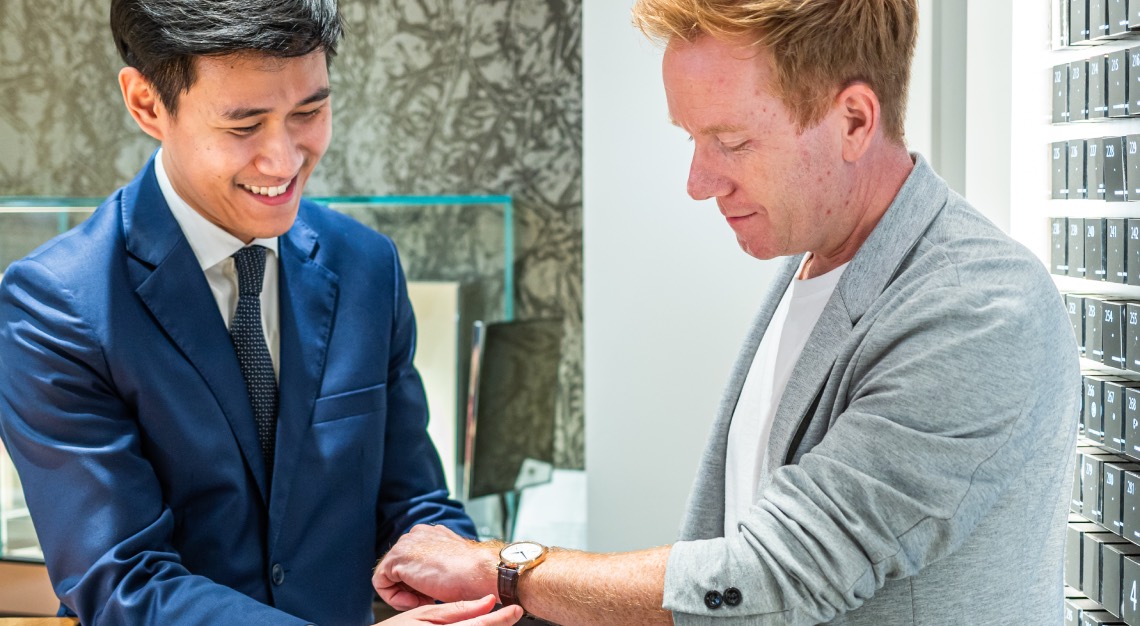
top-left (0, 0), bottom-right (584, 469)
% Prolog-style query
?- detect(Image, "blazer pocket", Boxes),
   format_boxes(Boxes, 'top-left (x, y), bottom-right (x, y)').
top-left (312, 383), bottom-right (387, 424)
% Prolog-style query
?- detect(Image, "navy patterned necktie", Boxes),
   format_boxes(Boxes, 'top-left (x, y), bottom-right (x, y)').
top-left (231, 245), bottom-right (278, 475)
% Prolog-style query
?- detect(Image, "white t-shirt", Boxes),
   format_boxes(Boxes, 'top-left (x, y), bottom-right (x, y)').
top-left (724, 257), bottom-right (848, 536)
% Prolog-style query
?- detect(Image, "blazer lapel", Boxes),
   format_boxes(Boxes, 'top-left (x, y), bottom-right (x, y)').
top-left (123, 156), bottom-right (271, 501)
top-left (268, 212), bottom-right (338, 547)
top-left (758, 292), bottom-right (852, 485)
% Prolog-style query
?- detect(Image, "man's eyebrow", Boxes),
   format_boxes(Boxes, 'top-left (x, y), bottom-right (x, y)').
top-left (697, 124), bottom-right (746, 135)
top-left (298, 87), bottom-right (332, 108)
top-left (668, 119), bottom-right (745, 135)
top-left (220, 87), bottom-right (332, 121)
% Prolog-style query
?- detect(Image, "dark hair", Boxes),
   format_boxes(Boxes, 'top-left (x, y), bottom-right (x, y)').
top-left (110, 0), bottom-right (344, 114)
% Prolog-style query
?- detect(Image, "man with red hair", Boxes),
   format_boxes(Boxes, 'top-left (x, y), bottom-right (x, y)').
top-left (374, 2), bottom-right (1078, 624)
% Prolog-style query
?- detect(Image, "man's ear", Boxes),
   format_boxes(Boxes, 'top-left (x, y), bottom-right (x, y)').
top-left (119, 67), bottom-right (168, 142)
top-left (834, 82), bottom-right (880, 163)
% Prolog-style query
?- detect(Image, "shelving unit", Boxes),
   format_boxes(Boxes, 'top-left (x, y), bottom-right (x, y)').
top-left (1036, 2), bottom-right (1140, 624)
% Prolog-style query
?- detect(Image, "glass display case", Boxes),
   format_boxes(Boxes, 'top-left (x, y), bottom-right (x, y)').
top-left (0, 194), bottom-right (515, 561)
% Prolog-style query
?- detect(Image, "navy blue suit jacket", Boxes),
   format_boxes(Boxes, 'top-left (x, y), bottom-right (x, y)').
top-left (0, 156), bottom-right (475, 625)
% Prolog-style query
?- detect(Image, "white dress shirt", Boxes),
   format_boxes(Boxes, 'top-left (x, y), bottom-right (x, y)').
top-left (724, 256), bottom-right (847, 535)
top-left (155, 149), bottom-right (280, 378)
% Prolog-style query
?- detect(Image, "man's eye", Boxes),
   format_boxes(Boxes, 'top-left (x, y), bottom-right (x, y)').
top-left (230, 124), bottom-right (259, 135)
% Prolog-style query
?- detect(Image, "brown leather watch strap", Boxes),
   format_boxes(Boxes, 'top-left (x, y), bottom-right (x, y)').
top-left (497, 564), bottom-right (521, 607)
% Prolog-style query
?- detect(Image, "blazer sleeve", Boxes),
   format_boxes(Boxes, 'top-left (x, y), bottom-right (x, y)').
top-left (0, 259), bottom-right (311, 626)
top-left (662, 271), bottom-right (1079, 624)
top-left (374, 245), bottom-right (476, 551)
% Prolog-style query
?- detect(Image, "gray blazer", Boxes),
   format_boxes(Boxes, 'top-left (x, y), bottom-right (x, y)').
top-left (662, 156), bottom-right (1080, 625)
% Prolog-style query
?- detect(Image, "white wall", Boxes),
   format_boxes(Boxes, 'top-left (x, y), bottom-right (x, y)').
top-left (931, 0), bottom-right (967, 196)
top-left (907, 0), bottom-right (934, 159)
top-left (964, 1), bottom-right (1013, 233)
top-left (582, 0), bottom-right (775, 551)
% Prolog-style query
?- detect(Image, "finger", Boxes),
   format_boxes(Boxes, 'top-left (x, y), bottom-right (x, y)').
top-left (379, 583), bottom-right (435, 611)
top-left (373, 568), bottom-right (392, 592)
top-left (375, 561), bottom-right (436, 609)
top-left (413, 594), bottom-right (498, 622)
top-left (461, 604), bottom-right (524, 626)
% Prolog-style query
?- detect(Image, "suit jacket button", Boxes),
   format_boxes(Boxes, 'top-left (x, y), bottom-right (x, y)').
top-left (271, 563), bottom-right (285, 586)
top-left (704, 590), bottom-right (723, 610)
top-left (724, 587), bottom-right (742, 607)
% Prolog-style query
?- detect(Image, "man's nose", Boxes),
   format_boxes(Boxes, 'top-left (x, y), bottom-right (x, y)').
top-left (684, 161), bottom-right (729, 198)
top-left (256, 127), bottom-right (303, 179)
top-left (687, 157), bottom-right (732, 200)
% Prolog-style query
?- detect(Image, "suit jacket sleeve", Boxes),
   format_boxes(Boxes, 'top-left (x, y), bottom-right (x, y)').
top-left (374, 243), bottom-right (476, 550)
top-left (662, 263), bottom-right (1079, 624)
top-left (0, 259), bottom-right (311, 626)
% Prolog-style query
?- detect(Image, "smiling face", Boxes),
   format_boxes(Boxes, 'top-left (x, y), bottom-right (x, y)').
top-left (133, 50), bottom-right (332, 243)
top-left (663, 36), bottom-right (850, 261)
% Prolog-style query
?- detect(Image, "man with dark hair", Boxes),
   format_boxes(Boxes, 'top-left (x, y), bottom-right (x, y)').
top-left (373, 1), bottom-right (1078, 625)
top-left (0, 1), bottom-right (520, 625)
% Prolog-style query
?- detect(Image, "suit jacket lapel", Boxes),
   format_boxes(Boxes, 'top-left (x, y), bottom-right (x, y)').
top-left (123, 156), bottom-right (271, 501)
top-left (759, 292), bottom-right (852, 485)
top-left (268, 212), bottom-right (338, 548)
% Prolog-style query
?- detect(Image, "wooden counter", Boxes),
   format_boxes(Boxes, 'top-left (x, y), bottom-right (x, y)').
top-left (0, 561), bottom-right (58, 616)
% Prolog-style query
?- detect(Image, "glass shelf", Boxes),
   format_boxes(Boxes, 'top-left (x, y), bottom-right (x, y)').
top-left (0, 194), bottom-right (514, 562)
top-left (0, 195), bottom-right (514, 320)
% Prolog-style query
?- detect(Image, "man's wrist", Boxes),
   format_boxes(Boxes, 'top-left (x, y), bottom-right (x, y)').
top-left (480, 539), bottom-right (506, 600)
top-left (513, 546), bottom-right (553, 611)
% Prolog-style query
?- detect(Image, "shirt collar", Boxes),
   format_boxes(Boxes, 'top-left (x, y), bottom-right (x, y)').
top-left (154, 148), bottom-right (280, 271)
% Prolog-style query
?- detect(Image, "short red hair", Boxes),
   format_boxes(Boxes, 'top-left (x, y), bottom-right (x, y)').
top-left (632, 0), bottom-right (918, 143)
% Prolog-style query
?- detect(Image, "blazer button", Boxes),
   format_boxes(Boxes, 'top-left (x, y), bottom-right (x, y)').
top-left (271, 563), bottom-right (285, 586)
top-left (704, 590), bottom-right (723, 610)
top-left (724, 587), bottom-right (742, 607)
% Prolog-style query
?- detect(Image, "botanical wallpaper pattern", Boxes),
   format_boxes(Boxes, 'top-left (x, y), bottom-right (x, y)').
top-left (0, 0), bottom-right (584, 469)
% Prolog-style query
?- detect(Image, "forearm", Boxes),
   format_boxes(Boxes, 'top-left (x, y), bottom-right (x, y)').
top-left (376, 526), bottom-right (674, 624)
top-left (518, 546), bottom-right (673, 626)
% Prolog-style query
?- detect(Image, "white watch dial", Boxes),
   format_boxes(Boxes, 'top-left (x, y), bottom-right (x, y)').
top-left (503, 541), bottom-right (544, 563)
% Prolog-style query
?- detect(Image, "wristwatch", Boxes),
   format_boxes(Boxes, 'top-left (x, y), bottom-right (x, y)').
top-left (497, 540), bottom-right (548, 609)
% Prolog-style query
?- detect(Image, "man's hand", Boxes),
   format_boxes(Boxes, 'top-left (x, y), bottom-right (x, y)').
top-left (374, 524), bottom-right (502, 610)
top-left (376, 595), bottom-right (522, 625)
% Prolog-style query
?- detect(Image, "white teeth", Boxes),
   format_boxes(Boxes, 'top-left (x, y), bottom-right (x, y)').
top-left (244, 182), bottom-right (289, 197)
